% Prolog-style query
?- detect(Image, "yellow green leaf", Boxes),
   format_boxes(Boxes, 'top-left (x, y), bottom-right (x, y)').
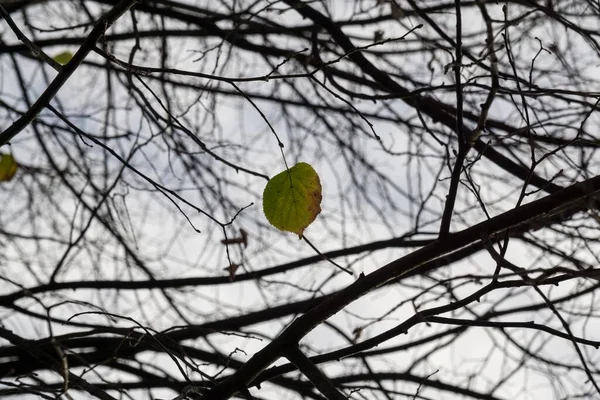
top-left (53, 51), bottom-right (73, 65)
top-left (263, 162), bottom-right (322, 237)
top-left (0, 153), bottom-right (17, 182)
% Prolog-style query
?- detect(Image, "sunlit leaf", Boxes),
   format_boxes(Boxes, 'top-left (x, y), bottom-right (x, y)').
top-left (263, 162), bottom-right (322, 237)
top-left (0, 153), bottom-right (17, 182)
top-left (53, 51), bottom-right (73, 65)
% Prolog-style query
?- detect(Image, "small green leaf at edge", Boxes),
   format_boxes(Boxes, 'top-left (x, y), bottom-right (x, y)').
top-left (0, 153), bottom-right (18, 182)
top-left (53, 51), bottom-right (73, 65)
top-left (263, 162), bottom-right (322, 238)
